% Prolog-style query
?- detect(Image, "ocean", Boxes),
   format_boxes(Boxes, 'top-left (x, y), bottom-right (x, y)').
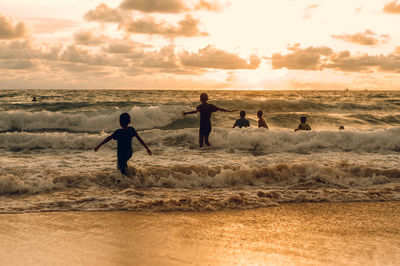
top-left (1, 89), bottom-right (400, 213)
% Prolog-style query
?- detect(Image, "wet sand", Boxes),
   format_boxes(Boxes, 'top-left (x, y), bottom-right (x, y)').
top-left (1, 202), bottom-right (400, 265)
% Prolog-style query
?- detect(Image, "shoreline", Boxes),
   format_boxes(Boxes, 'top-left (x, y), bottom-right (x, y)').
top-left (1, 201), bottom-right (399, 265)
top-left (1, 199), bottom-right (399, 215)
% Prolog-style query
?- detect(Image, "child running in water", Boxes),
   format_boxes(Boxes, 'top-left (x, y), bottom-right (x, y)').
top-left (257, 110), bottom-right (268, 129)
top-left (94, 113), bottom-right (152, 176)
top-left (183, 93), bottom-right (236, 147)
top-left (294, 116), bottom-right (311, 132)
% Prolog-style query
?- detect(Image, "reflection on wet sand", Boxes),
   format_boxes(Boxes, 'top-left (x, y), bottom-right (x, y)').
top-left (1, 202), bottom-right (399, 265)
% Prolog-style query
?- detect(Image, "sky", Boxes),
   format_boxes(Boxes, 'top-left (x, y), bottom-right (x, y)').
top-left (1, 0), bottom-right (400, 90)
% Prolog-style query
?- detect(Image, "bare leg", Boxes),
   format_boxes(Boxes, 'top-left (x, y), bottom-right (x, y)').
top-left (199, 132), bottom-right (204, 147)
top-left (205, 135), bottom-right (211, 146)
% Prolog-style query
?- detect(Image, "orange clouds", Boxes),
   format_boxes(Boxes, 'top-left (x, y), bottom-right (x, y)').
top-left (271, 45), bottom-right (400, 73)
top-left (120, 0), bottom-right (186, 13)
top-left (272, 45), bottom-right (333, 70)
top-left (180, 45), bottom-right (260, 69)
top-left (74, 30), bottom-right (108, 46)
top-left (0, 59), bottom-right (36, 70)
top-left (384, 1), bottom-right (400, 13)
top-left (84, 4), bottom-right (127, 23)
top-left (84, 4), bottom-right (208, 37)
top-left (121, 15), bottom-right (208, 37)
top-left (119, 0), bottom-right (223, 13)
top-left (0, 41), bottom-right (59, 61)
top-left (332, 30), bottom-right (389, 46)
top-left (102, 39), bottom-right (148, 55)
top-left (194, 0), bottom-right (224, 11)
top-left (0, 14), bottom-right (28, 39)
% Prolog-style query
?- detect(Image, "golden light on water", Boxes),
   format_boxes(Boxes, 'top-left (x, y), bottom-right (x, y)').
top-left (1, 202), bottom-right (399, 265)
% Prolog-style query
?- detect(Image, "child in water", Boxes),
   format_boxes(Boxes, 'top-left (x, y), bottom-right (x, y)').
top-left (233, 111), bottom-right (250, 128)
top-left (183, 93), bottom-right (236, 147)
top-left (94, 113), bottom-right (152, 176)
top-left (294, 116), bottom-right (311, 132)
top-left (257, 110), bottom-right (268, 129)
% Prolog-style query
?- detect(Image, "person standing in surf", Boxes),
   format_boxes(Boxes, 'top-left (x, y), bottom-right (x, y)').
top-left (294, 115), bottom-right (311, 132)
top-left (257, 110), bottom-right (269, 129)
top-left (94, 113), bottom-right (152, 176)
top-left (233, 111), bottom-right (250, 128)
top-left (183, 93), bottom-right (236, 147)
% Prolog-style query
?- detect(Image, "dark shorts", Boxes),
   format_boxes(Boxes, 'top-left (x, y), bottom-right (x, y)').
top-left (117, 150), bottom-right (132, 175)
top-left (199, 123), bottom-right (212, 137)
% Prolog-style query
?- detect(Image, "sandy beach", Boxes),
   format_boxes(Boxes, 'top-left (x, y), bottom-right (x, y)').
top-left (1, 201), bottom-right (399, 266)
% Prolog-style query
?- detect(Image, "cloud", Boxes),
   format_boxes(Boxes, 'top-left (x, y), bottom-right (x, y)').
top-left (84, 4), bottom-right (127, 23)
top-left (25, 18), bottom-right (79, 34)
top-left (194, 0), bottom-right (224, 11)
top-left (0, 59), bottom-right (36, 70)
top-left (102, 39), bottom-right (148, 55)
top-left (57, 62), bottom-right (109, 73)
top-left (271, 45), bottom-right (400, 73)
top-left (136, 45), bottom-right (202, 75)
top-left (121, 14), bottom-right (208, 37)
top-left (74, 30), bottom-right (109, 46)
top-left (120, 0), bottom-right (186, 13)
top-left (180, 45), bottom-right (261, 69)
top-left (271, 44), bottom-right (333, 70)
top-left (384, 1), bottom-right (400, 13)
top-left (332, 30), bottom-right (389, 46)
top-left (60, 45), bottom-right (124, 66)
top-left (0, 14), bottom-right (28, 39)
top-left (303, 4), bottom-right (320, 20)
top-left (0, 40), bottom-right (60, 60)
top-left (141, 45), bottom-right (178, 69)
top-left (325, 51), bottom-right (400, 73)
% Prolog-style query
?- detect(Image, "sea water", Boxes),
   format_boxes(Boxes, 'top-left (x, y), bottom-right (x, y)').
top-left (1, 89), bottom-right (400, 213)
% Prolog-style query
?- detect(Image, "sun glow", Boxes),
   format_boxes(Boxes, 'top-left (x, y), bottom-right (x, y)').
top-left (1, 0), bottom-right (400, 89)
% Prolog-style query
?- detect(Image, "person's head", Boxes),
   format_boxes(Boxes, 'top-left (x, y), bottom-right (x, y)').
top-left (300, 116), bottom-right (307, 123)
top-left (257, 110), bottom-right (263, 118)
top-left (200, 93), bottom-right (208, 103)
top-left (339, 125), bottom-right (344, 130)
top-left (240, 110), bottom-right (246, 118)
top-left (119, 113), bottom-right (131, 127)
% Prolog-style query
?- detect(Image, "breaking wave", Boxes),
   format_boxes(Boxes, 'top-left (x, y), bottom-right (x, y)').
top-left (1, 127), bottom-right (400, 154)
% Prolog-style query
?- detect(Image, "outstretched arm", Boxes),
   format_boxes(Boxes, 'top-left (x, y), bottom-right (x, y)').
top-left (136, 134), bottom-right (152, 155)
top-left (94, 135), bottom-right (113, 151)
top-left (182, 110), bottom-right (198, 116)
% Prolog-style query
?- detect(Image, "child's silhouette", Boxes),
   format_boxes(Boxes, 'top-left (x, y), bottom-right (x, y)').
top-left (183, 93), bottom-right (236, 147)
top-left (94, 113), bottom-right (152, 175)
top-left (257, 110), bottom-right (268, 129)
top-left (233, 111), bottom-right (250, 128)
top-left (294, 116), bottom-right (311, 132)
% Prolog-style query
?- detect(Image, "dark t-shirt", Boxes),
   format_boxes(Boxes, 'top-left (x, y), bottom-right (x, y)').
top-left (297, 123), bottom-right (311, 130)
top-left (234, 118), bottom-right (250, 128)
top-left (111, 126), bottom-right (137, 157)
top-left (196, 103), bottom-right (218, 126)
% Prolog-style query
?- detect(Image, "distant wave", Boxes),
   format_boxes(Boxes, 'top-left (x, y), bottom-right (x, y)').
top-left (2, 108), bottom-right (400, 135)
top-left (0, 105), bottom-right (185, 132)
top-left (214, 97), bottom-right (396, 113)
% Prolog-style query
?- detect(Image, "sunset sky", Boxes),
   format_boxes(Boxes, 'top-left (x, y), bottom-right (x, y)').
top-left (1, 0), bottom-right (400, 90)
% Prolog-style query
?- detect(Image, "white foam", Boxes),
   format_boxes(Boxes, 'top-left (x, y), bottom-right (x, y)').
top-left (0, 105), bottom-right (184, 132)
top-left (2, 127), bottom-right (400, 154)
